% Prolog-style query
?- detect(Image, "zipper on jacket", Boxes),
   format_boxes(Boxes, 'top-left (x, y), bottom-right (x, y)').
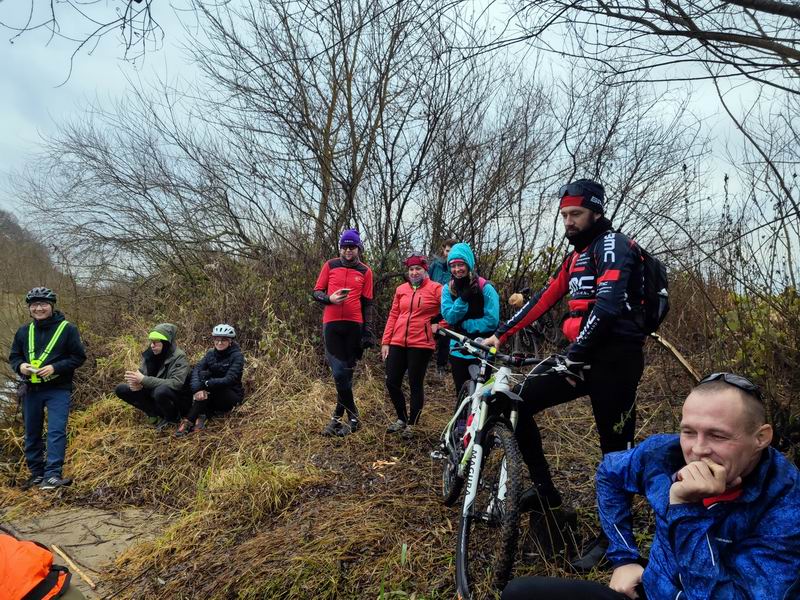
top-left (404, 285), bottom-right (419, 346)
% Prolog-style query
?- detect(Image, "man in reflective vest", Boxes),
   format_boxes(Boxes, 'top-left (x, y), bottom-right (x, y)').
top-left (9, 287), bottom-right (86, 490)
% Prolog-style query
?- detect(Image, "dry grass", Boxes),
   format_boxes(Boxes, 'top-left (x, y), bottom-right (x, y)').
top-left (0, 331), bottom-right (694, 599)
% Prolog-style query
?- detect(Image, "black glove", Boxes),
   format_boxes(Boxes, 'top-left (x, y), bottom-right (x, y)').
top-left (535, 354), bottom-right (589, 382)
top-left (361, 329), bottom-right (376, 350)
top-left (451, 276), bottom-right (471, 300)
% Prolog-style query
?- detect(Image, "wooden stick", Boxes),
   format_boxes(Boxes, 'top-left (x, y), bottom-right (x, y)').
top-left (650, 332), bottom-right (702, 383)
top-left (51, 544), bottom-right (98, 589)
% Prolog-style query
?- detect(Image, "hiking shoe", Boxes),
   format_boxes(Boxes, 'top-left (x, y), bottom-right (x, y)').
top-left (194, 414), bottom-right (208, 431)
top-left (21, 475), bottom-right (43, 490)
top-left (40, 476), bottom-right (73, 490)
top-left (321, 418), bottom-right (343, 437)
top-left (336, 418), bottom-right (361, 437)
top-left (147, 415), bottom-right (160, 426)
top-left (571, 534), bottom-right (610, 572)
top-left (386, 419), bottom-right (407, 433)
top-left (400, 425), bottom-right (414, 440)
top-left (175, 419), bottom-right (194, 438)
top-left (526, 502), bottom-right (578, 559)
top-left (154, 418), bottom-right (173, 432)
top-left (519, 485), bottom-right (562, 513)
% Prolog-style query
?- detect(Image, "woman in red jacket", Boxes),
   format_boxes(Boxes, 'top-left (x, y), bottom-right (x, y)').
top-left (381, 253), bottom-right (443, 438)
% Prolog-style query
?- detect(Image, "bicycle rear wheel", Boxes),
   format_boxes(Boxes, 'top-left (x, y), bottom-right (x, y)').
top-left (442, 380), bottom-right (475, 506)
top-left (455, 422), bottom-right (524, 599)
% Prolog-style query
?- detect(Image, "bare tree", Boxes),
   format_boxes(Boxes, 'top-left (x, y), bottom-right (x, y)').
top-left (503, 0), bottom-right (800, 95)
top-left (0, 0), bottom-right (165, 70)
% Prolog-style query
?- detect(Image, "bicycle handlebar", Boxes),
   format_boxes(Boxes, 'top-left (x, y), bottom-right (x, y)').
top-left (437, 327), bottom-right (542, 367)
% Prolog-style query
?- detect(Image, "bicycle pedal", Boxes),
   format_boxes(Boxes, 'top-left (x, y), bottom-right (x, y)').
top-left (430, 450), bottom-right (446, 460)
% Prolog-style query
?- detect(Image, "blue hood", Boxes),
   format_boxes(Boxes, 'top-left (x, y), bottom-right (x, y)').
top-left (447, 243), bottom-right (475, 272)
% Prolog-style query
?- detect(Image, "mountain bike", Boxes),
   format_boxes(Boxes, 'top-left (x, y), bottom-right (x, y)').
top-left (508, 288), bottom-right (562, 356)
top-left (431, 328), bottom-right (543, 600)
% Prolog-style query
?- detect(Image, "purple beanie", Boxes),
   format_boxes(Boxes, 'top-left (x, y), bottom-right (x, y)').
top-left (339, 229), bottom-right (364, 249)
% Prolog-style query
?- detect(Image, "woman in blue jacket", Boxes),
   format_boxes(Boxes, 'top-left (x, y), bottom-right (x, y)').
top-left (440, 242), bottom-right (500, 401)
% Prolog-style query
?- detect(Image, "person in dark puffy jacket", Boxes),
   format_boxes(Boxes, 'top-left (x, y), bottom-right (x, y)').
top-left (176, 323), bottom-right (245, 437)
top-left (381, 253), bottom-right (443, 438)
top-left (502, 373), bottom-right (800, 600)
top-left (115, 322), bottom-right (190, 430)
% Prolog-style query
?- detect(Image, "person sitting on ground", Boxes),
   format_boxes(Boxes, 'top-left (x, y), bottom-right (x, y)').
top-left (428, 238), bottom-right (457, 375)
top-left (9, 287), bottom-right (86, 491)
top-left (501, 372), bottom-right (800, 600)
top-left (440, 242), bottom-right (500, 402)
top-left (381, 253), bottom-right (444, 439)
top-left (312, 229), bottom-right (375, 437)
top-left (115, 323), bottom-right (190, 431)
top-left (176, 323), bottom-right (245, 437)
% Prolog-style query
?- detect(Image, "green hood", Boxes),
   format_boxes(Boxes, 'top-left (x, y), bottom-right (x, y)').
top-left (150, 322), bottom-right (178, 344)
top-left (447, 243), bottom-right (476, 271)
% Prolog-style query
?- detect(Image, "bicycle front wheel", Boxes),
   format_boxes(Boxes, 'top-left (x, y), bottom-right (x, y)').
top-left (455, 422), bottom-right (524, 599)
top-left (442, 380), bottom-right (475, 506)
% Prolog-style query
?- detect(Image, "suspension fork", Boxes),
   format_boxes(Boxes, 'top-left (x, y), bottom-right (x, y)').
top-left (461, 401), bottom-right (491, 517)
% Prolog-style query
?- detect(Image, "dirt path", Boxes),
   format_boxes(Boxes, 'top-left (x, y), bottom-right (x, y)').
top-left (4, 507), bottom-right (167, 599)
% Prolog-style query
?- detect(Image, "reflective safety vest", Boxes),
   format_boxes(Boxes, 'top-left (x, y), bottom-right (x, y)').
top-left (0, 533), bottom-right (71, 599)
top-left (27, 321), bottom-right (69, 384)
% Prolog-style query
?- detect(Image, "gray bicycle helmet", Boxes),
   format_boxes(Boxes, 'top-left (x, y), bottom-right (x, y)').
top-left (26, 287), bottom-right (57, 305)
top-left (212, 323), bottom-right (236, 338)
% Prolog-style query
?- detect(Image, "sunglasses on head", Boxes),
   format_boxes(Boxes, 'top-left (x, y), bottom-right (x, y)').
top-left (699, 372), bottom-right (763, 402)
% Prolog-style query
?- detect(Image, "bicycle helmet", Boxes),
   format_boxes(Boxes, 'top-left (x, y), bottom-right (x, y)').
top-left (211, 323), bottom-right (236, 338)
top-left (25, 287), bottom-right (57, 305)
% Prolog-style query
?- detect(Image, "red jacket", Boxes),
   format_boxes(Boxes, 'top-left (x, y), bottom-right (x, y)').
top-left (313, 258), bottom-right (374, 324)
top-left (382, 278), bottom-right (443, 350)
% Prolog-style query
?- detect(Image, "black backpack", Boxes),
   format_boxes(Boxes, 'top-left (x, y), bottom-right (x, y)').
top-left (638, 246), bottom-right (669, 333)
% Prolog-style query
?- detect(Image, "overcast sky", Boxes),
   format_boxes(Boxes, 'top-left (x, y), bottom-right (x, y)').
top-left (0, 1), bottom-right (761, 223)
top-left (0, 1), bottom-right (197, 216)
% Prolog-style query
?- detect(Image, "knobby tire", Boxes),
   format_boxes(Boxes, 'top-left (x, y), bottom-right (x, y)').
top-left (442, 380), bottom-right (474, 506)
top-left (455, 422), bottom-right (524, 600)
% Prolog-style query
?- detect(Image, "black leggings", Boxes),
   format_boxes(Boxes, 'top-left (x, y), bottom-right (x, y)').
top-left (186, 387), bottom-right (242, 421)
top-left (323, 321), bottom-right (362, 419)
top-left (115, 383), bottom-right (187, 422)
top-left (502, 576), bottom-right (645, 600)
top-left (385, 346), bottom-right (433, 425)
top-left (449, 354), bottom-right (479, 403)
top-left (435, 334), bottom-right (450, 368)
top-left (515, 343), bottom-right (644, 497)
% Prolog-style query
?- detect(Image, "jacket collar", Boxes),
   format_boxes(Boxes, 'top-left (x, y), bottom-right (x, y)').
top-left (568, 216), bottom-right (614, 252)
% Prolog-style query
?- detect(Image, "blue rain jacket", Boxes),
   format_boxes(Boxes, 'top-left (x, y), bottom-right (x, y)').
top-left (596, 434), bottom-right (800, 600)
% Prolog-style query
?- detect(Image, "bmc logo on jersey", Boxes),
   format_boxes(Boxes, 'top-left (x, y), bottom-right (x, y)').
top-left (569, 275), bottom-right (594, 295)
top-left (603, 233), bottom-right (616, 262)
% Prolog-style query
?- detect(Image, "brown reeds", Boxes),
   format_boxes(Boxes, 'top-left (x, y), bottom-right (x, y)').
top-left (0, 280), bottom-right (697, 598)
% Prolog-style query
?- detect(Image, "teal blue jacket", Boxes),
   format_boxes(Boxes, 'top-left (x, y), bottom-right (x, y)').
top-left (428, 256), bottom-right (450, 286)
top-left (440, 243), bottom-right (500, 359)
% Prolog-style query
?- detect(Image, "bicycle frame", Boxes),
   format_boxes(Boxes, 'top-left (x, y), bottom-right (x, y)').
top-left (460, 367), bottom-right (518, 518)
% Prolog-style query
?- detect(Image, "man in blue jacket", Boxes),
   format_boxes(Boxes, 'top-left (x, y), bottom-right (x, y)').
top-left (429, 238), bottom-right (457, 374)
top-left (502, 372), bottom-right (800, 600)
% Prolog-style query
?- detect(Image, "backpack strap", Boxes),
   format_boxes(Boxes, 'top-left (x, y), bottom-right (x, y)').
top-left (23, 564), bottom-right (71, 600)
